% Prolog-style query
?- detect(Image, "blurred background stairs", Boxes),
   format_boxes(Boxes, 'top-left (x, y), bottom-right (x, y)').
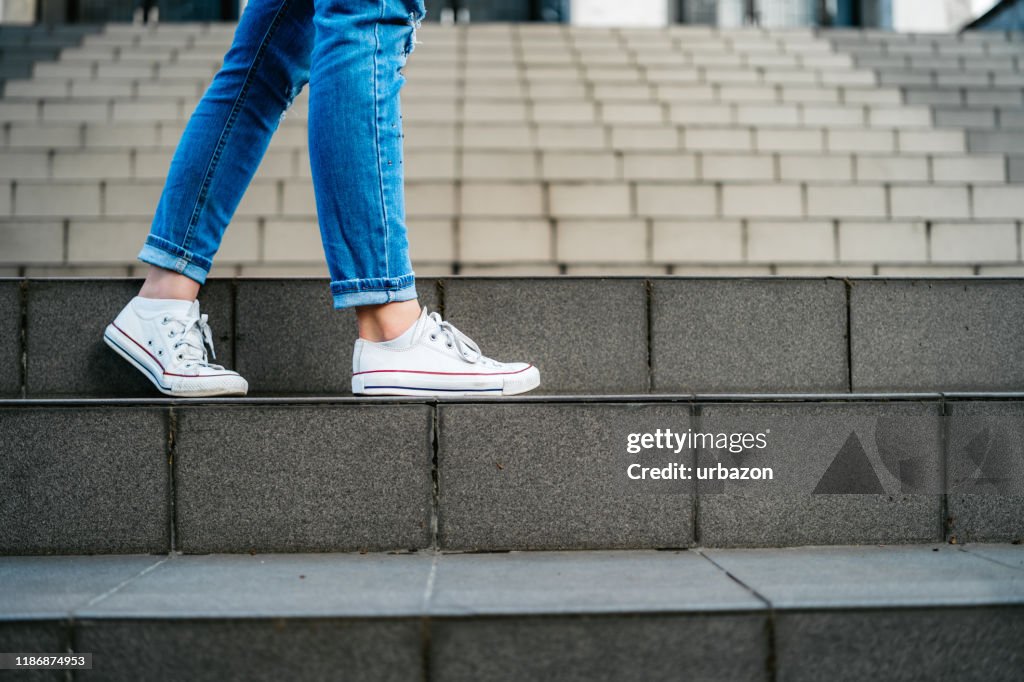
top-left (1, 22), bottom-right (1023, 277)
top-left (0, 22), bottom-right (97, 88)
top-left (828, 29), bottom-right (1024, 181)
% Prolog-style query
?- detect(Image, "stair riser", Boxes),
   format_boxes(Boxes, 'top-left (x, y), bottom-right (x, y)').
top-left (1, 400), bottom-right (1020, 554)
top-left (2, 277), bottom-right (1024, 397)
top-left (2, 607), bottom-right (1021, 682)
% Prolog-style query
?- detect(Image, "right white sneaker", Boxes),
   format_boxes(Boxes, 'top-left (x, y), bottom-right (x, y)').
top-left (104, 296), bottom-right (248, 397)
top-left (352, 307), bottom-right (540, 396)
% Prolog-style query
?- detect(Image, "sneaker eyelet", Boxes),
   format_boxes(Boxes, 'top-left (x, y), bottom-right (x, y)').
top-left (446, 342), bottom-right (453, 349)
top-left (429, 334), bottom-right (437, 341)
top-left (161, 317), bottom-right (169, 325)
top-left (157, 350), bottom-right (163, 356)
top-left (146, 340), bottom-right (153, 346)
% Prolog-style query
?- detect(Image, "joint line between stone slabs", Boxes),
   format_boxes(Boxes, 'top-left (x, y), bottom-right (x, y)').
top-left (692, 403), bottom-right (703, 546)
top-left (844, 278), bottom-right (853, 393)
top-left (956, 545), bottom-right (1024, 573)
top-left (940, 397), bottom-right (950, 543)
top-left (167, 405), bottom-right (179, 552)
top-left (18, 279), bottom-right (27, 399)
top-left (695, 549), bottom-right (772, 608)
top-left (697, 549), bottom-right (778, 682)
top-left (230, 277), bottom-right (239, 369)
top-left (421, 553), bottom-right (440, 614)
top-left (645, 278), bottom-right (654, 393)
top-left (435, 278), bottom-right (446, 320)
top-left (418, 555), bottom-right (440, 680)
top-left (62, 619), bottom-right (75, 669)
top-left (430, 406), bottom-right (440, 550)
top-left (73, 556), bottom-right (170, 616)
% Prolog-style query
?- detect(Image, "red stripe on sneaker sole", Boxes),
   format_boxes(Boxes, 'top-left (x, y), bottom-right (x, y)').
top-left (111, 322), bottom-right (238, 378)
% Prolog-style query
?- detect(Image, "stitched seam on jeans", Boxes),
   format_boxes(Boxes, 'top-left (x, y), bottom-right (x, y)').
top-left (334, 283), bottom-right (415, 293)
top-left (144, 234), bottom-right (213, 272)
top-left (181, 0), bottom-right (293, 253)
top-left (336, 284), bottom-right (413, 293)
top-left (371, 0), bottom-right (391, 280)
top-left (330, 273), bottom-right (416, 293)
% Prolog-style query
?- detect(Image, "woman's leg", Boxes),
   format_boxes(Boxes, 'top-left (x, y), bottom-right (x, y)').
top-left (308, 0), bottom-right (424, 314)
top-left (138, 0), bottom-right (315, 292)
top-left (307, 0), bottom-right (538, 395)
top-left (107, 0), bottom-right (316, 398)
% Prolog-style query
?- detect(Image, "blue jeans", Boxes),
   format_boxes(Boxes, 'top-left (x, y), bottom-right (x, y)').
top-left (139, 0), bottom-right (425, 308)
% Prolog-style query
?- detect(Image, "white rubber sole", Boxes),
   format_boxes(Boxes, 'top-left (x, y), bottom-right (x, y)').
top-left (104, 323), bottom-right (248, 398)
top-left (352, 365), bottom-right (540, 397)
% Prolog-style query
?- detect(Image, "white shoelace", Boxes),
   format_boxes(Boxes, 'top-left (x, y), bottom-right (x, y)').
top-left (427, 311), bottom-right (484, 364)
top-left (162, 313), bottom-right (224, 369)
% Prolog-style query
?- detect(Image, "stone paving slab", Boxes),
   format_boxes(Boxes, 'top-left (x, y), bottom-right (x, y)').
top-left (651, 278), bottom-right (848, 393)
top-left (0, 622), bottom-right (67, 682)
top-left (695, 401), bottom-right (944, 547)
top-left (442, 277), bottom-right (649, 394)
top-left (946, 400), bottom-right (1024, 544)
top-left (0, 281), bottom-right (19, 398)
top-left (427, 549), bottom-right (761, 616)
top-left (774, 607), bottom-right (1024, 682)
top-left (0, 555), bottom-right (163, 621)
top-left (850, 279), bottom-right (1024, 392)
top-left (437, 402), bottom-right (695, 551)
top-left (0, 406), bottom-right (169, 554)
top-left (75, 619), bottom-right (422, 682)
top-left (1, 546), bottom-right (1017, 621)
top-left (77, 553), bottom-right (433, 619)
top-left (430, 613), bottom-right (770, 682)
top-left (704, 544), bottom-right (1024, 609)
top-left (963, 543), bottom-right (1024, 571)
top-left (173, 404), bottom-right (433, 553)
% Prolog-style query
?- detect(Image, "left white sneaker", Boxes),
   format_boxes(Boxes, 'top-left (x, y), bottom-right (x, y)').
top-left (351, 307), bottom-right (540, 396)
top-left (104, 297), bottom-right (248, 397)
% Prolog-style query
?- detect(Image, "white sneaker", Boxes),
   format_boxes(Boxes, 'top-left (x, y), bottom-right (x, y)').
top-left (352, 307), bottom-right (540, 396)
top-left (104, 297), bottom-right (248, 397)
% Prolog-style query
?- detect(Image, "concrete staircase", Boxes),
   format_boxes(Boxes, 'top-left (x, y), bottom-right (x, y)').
top-left (828, 29), bottom-right (1024, 181)
top-left (1, 23), bottom-right (1023, 277)
top-left (2, 21), bottom-right (1024, 680)
top-left (0, 23), bottom-right (99, 87)
top-left (2, 274), bottom-right (1023, 676)
top-left (4, 276), bottom-right (1024, 397)
top-left (2, 547), bottom-right (1022, 681)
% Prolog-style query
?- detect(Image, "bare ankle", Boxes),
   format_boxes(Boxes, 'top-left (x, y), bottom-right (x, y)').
top-left (355, 299), bottom-right (421, 342)
top-left (138, 266), bottom-right (200, 301)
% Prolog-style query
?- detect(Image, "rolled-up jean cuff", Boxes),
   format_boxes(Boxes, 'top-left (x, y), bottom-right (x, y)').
top-left (330, 272), bottom-right (417, 309)
top-left (137, 237), bottom-right (212, 285)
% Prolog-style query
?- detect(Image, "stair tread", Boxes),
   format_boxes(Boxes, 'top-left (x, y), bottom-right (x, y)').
top-left (4, 391), bottom-right (1024, 405)
top-left (2, 545), bottom-right (1021, 621)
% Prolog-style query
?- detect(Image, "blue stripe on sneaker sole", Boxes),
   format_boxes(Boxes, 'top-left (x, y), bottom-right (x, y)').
top-left (363, 385), bottom-right (503, 393)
